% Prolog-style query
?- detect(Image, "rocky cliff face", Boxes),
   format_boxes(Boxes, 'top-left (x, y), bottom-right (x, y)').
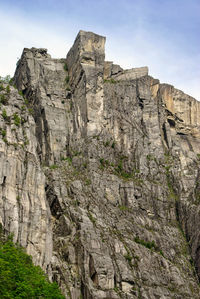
top-left (1, 30), bottom-right (200, 298)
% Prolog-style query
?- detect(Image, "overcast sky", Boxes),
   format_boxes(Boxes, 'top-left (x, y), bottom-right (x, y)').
top-left (0, 0), bottom-right (199, 100)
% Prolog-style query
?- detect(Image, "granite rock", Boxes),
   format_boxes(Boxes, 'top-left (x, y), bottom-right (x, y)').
top-left (0, 30), bottom-right (200, 298)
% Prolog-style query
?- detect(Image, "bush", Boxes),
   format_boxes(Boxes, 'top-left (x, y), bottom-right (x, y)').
top-left (124, 253), bottom-right (132, 262)
top-left (49, 164), bottom-right (59, 170)
top-left (18, 90), bottom-right (24, 97)
top-left (2, 109), bottom-right (8, 120)
top-left (13, 113), bottom-right (21, 127)
top-left (1, 130), bottom-right (6, 137)
top-left (0, 94), bottom-right (8, 105)
top-left (104, 78), bottom-right (117, 84)
top-left (6, 85), bottom-right (10, 94)
top-left (134, 236), bottom-right (157, 250)
top-left (61, 156), bottom-right (72, 164)
top-left (0, 236), bottom-right (65, 298)
top-left (99, 158), bottom-right (110, 169)
top-left (63, 63), bottom-right (68, 71)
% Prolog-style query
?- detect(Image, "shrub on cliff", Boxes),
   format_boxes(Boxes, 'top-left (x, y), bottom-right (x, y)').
top-left (0, 235), bottom-right (64, 299)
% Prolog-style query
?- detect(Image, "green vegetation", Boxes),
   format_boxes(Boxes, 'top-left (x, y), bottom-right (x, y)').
top-left (114, 161), bottom-right (134, 180)
top-left (0, 94), bottom-right (8, 105)
top-left (113, 287), bottom-right (119, 292)
top-left (2, 109), bottom-right (8, 120)
top-left (28, 108), bottom-right (33, 115)
top-left (63, 63), bottom-right (68, 71)
top-left (134, 236), bottom-right (163, 256)
top-left (72, 150), bottom-right (82, 156)
top-left (9, 77), bottom-right (14, 86)
top-left (24, 136), bottom-right (29, 146)
top-left (0, 234), bottom-right (64, 299)
top-left (49, 164), bottom-right (59, 170)
top-left (61, 156), bottom-right (72, 164)
top-left (1, 130), bottom-right (6, 138)
top-left (99, 158), bottom-right (110, 169)
top-left (113, 156), bottom-right (134, 179)
top-left (103, 140), bottom-right (110, 147)
top-left (24, 98), bottom-right (29, 105)
top-left (92, 135), bottom-right (100, 140)
top-left (85, 179), bottom-right (91, 185)
top-left (124, 253), bottom-right (132, 263)
top-left (3, 137), bottom-right (8, 144)
top-left (119, 205), bottom-right (129, 211)
top-left (146, 154), bottom-right (154, 161)
top-left (64, 70), bottom-right (71, 90)
top-left (134, 236), bottom-right (157, 250)
top-left (88, 212), bottom-right (96, 225)
top-left (65, 75), bottom-right (70, 84)
top-left (18, 90), bottom-right (24, 97)
top-left (13, 113), bottom-right (21, 127)
top-left (194, 181), bottom-right (200, 204)
top-left (98, 155), bottom-right (142, 184)
top-left (6, 85), bottom-right (10, 94)
top-left (111, 141), bottom-right (115, 149)
top-left (104, 78), bottom-right (118, 84)
top-left (115, 169), bottom-right (133, 179)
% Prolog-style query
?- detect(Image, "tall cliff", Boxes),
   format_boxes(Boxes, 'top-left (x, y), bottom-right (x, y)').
top-left (1, 30), bottom-right (200, 298)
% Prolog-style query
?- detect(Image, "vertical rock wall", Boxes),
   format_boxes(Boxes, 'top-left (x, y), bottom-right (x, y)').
top-left (0, 30), bottom-right (199, 298)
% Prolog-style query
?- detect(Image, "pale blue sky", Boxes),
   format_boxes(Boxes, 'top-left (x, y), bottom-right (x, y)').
top-left (0, 0), bottom-right (199, 99)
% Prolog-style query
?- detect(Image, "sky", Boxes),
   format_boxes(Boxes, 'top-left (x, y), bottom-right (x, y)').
top-left (0, 0), bottom-right (199, 100)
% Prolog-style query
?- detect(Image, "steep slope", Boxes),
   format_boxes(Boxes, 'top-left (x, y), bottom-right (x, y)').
top-left (0, 30), bottom-right (200, 298)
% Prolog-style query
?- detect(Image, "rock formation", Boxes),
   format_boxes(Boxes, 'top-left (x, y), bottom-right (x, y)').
top-left (0, 30), bottom-right (200, 298)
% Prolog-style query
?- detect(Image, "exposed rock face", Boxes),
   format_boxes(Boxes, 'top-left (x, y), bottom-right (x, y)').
top-left (0, 30), bottom-right (200, 298)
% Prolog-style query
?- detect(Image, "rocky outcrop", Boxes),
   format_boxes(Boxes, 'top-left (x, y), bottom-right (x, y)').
top-left (0, 30), bottom-right (200, 298)
top-left (0, 81), bottom-right (52, 271)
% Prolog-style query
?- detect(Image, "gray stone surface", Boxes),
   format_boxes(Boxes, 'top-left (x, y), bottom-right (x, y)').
top-left (0, 30), bottom-right (200, 298)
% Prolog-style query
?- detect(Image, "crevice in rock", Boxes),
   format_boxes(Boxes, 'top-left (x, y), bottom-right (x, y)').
top-left (175, 200), bottom-right (200, 282)
top-left (2, 176), bottom-right (6, 186)
top-left (45, 184), bottom-right (62, 219)
top-left (138, 98), bottom-right (144, 109)
top-left (89, 254), bottom-right (98, 286)
top-left (167, 118), bottom-right (175, 127)
top-left (178, 134), bottom-right (193, 151)
top-left (80, 280), bottom-right (85, 299)
top-left (34, 106), bottom-right (52, 164)
top-left (162, 123), bottom-right (169, 148)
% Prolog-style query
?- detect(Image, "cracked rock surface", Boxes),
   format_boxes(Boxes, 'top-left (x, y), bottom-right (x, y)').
top-left (0, 30), bottom-right (200, 298)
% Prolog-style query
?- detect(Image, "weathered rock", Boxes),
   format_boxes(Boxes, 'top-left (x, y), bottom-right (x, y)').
top-left (0, 30), bottom-right (200, 298)
top-left (0, 84), bottom-right (52, 272)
